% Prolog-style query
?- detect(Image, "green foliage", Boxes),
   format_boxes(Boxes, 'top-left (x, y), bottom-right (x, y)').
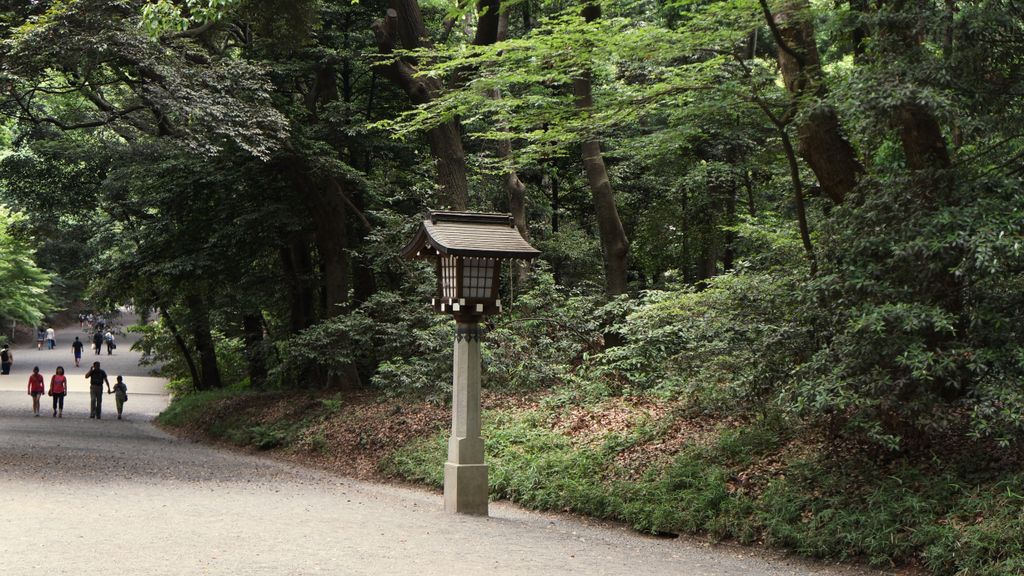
top-left (380, 434), bottom-right (447, 487)
top-left (383, 404), bottom-right (1024, 573)
top-left (131, 319), bottom-right (249, 391)
top-left (485, 271), bottom-right (603, 391)
top-left (0, 208), bottom-right (53, 324)
top-left (156, 387), bottom-right (243, 427)
top-left (275, 288), bottom-right (454, 398)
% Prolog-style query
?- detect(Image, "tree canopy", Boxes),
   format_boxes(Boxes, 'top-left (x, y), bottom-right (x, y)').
top-left (0, 0), bottom-right (1021, 448)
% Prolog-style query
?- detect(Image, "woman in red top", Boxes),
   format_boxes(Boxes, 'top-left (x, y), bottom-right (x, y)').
top-left (49, 366), bottom-right (67, 418)
top-left (27, 366), bottom-right (44, 416)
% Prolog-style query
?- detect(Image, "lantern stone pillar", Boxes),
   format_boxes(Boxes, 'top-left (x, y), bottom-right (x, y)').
top-left (400, 210), bottom-right (540, 517)
top-left (444, 320), bottom-right (488, 515)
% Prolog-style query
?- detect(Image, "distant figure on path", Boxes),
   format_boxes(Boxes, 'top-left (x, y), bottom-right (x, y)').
top-left (104, 330), bottom-right (115, 355)
top-left (45, 327), bottom-right (56, 350)
top-left (85, 361), bottom-right (111, 419)
top-left (92, 331), bottom-right (103, 355)
top-left (49, 366), bottom-right (67, 418)
top-left (72, 337), bottom-right (84, 367)
top-left (28, 366), bottom-right (45, 416)
top-left (1, 344), bottom-right (13, 374)
top-left (36, 328), bottom-right (45, 350)
top-left (110, 376), bottom-right (128, 420)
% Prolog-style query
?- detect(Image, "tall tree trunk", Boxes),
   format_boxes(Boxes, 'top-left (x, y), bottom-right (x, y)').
top-left (722, 185), bottom-right (737, 272)
top-left (574, 4), bottom-right (629, 297)
top-left (372, 0), bottom-right (469, 209)
top-left (185, 293), bottom-right (222, 390)
top-left (242, 313), bottom-right (267, 389)
top-left (161, 308), bottom-right (201, 392)
top-left (280, 237), bottom-right (316, 334)
top-left (761, 0), bottom-right (863, 204)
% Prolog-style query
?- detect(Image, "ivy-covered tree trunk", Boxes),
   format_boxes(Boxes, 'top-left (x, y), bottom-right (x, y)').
top-left (372, 0), bottom-right (469, 209)
top-left (574, 4), bottom-right (629, 297)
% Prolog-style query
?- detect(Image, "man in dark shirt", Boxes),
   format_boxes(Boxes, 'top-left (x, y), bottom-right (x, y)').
top-left (72, 337), bottom-right (85, 367)
top-left (85, 361), bottom-right (111, 419)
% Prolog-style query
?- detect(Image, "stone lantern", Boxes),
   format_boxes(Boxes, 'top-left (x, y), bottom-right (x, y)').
top-left (401, 211), bottom-right (539, 515)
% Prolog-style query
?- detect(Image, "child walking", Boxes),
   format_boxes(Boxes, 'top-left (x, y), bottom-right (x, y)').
top-left (28, 366), bottom-right (44, 416)
top-left (49, 366), bottom-right (68, 418)
top-left (111, 376), bottom-right (128, 420)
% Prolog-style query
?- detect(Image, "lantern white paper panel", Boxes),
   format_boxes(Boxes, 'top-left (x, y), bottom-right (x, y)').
top-left (462, 257), bottom-right (495, 298)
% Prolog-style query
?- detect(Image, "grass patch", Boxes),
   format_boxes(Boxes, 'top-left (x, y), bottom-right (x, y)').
top-left (162, 389), bottom-right (1024, 574)
top-left (383, 406), bottom-right (1024, 574)
top-left (156, 388), bottom-right (242, 428)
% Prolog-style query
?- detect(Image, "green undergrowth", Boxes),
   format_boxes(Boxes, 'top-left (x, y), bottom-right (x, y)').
top-left (161, 390), bottom-right (1024, 575)
top-left (383, 408), bottom-right (1024, 576)
top-left (157, 389), bottom-right (318, 450)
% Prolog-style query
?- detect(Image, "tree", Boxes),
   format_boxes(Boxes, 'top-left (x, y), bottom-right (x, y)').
top-left (0, 209), bottom-right (52, 325)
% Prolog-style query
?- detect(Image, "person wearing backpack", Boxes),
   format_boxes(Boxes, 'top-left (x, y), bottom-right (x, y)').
top-left (104, 331), bottom-right (115, 355)
top-left (1, 344), bottom-right (12, 375)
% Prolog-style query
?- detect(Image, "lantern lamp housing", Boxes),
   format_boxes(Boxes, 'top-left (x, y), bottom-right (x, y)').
top-left (401, 211), bottom-right (540, 318)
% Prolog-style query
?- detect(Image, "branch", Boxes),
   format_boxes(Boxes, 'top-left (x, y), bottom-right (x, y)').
top-left (328, 177), bottom-right (374, 232)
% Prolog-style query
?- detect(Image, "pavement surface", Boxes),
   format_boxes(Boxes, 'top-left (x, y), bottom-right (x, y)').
top-left (0, 322), bottom-right (893, 576)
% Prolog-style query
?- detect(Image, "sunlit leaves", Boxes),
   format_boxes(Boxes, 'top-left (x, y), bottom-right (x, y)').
top-left (0, 208), bottom-right (53, 324)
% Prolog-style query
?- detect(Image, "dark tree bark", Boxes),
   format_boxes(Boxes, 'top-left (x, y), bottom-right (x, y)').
top-left (761, 0), bottom-right (864, 204)
top-left (574, 4), bottom-right (629, 297)
top-left (898, 103), bottom-right (951, 172)
top-left (372, 0), bottom-right (469, 209)
top-left (280, 237), bottom-right (316, 334)
top-left (306, 177), bottom-right (351, 318)
top-left (185, 293), bottom-right (222, 390)
top-left (242, 312), bottom-right (268, 388)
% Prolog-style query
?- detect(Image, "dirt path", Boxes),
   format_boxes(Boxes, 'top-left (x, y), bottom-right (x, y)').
top-left (0, 322), bottom-right (893, 576)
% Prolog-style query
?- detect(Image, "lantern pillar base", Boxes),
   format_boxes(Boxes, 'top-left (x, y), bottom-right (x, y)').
top-left (445, 320), bottom-right (488, 516)
top-left (444, 462), bottom-right (489, 515)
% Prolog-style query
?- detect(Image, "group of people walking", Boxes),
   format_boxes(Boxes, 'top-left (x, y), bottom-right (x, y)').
top-left (26, 362), bottom-right (128, 419)
top-left (35, 327), bottom-right (57, 350)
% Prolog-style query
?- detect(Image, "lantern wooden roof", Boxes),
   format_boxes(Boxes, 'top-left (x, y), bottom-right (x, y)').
top-left (401, 211), bottom-right (540, 260)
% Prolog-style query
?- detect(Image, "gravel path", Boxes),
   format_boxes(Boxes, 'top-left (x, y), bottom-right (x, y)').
top-left (0, 324), bottom-right (893, 576)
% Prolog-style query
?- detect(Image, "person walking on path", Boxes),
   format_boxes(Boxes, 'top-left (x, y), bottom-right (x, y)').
top-left (72, 337), bottom-right (84, 367)
top-left (49, 366), bottom-right (67, 418)
top-left (92, 331), bottom-right (103, 355)
top-left (1, 344), bottom-right (13, 375)
top-left (85, 361), bottom-right (111, 419)
top-left (104, 330), bottom-right (115, 355)
top-left (45, 327), bottom-right (56, 350)
top-left (36, 328), bottom-right (45, 350)
top-left (110, 376), bottom-right (127, 420)
top-left (28, 367), bottom-right (45, 416)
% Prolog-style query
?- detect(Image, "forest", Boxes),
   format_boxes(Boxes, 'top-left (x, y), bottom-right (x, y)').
top-left (0, 0), bottom-right (1022, 573)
